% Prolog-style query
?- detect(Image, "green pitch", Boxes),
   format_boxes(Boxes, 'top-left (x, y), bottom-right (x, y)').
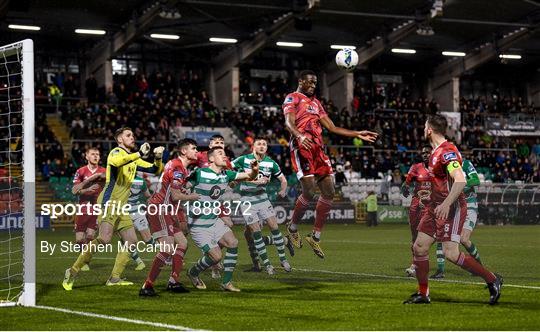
top-left (2, 224), bottom-right (540, 330)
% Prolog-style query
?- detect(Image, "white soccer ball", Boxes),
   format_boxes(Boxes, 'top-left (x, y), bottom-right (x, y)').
top-left (335, 48), bottom-right (359, 71)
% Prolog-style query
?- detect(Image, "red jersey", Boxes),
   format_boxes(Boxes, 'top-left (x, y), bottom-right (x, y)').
top-left (428, 141), bottom-right (465, 205)
top-left (282, 92), bottom-right (328, 146)
top-left (196, 151), bottom-right (233, 169)
top-left (72, 165), bottom-right (106, 204)
top-left (405, 162), bottom-right (432, 202)
top-left (149, 158), bottom-right (189, 205)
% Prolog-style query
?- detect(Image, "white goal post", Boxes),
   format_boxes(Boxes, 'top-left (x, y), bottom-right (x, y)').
top-left (0, 39), bottom-right (35, 307)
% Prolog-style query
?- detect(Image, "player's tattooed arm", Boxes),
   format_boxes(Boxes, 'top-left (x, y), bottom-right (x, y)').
top-left (72, 173), bottom-right (105, 195)
top-left (285, 112), bottom-right (314, 149)
top-left (434, 161), bottom-right (466, 220)
top-left (170, 187), bottom-right (199, 202)
top-left (319, 116), bottom-right (378, 142)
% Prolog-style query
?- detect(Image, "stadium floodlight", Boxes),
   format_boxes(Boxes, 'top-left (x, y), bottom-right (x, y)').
top-left (0, 39), bottom-right (35, 307)
top-left (276, 41), bottom-right (303, 47)
top-left (8, 24), bottom-right (41, 31)
top-left (391, 48), bottom-right (416, 54)
top-left (499, 54), bottom-right (521, 59)
top-left (330, 45), bottom-right (356, 50)
top-left (150, 33), bottom-right (180, 40)
top-left (442, 51), bottom-right (466, 57)
top-left (209, 37), bottom-right (238, 43)
top-left (75, 29), bottom-right (106, 35)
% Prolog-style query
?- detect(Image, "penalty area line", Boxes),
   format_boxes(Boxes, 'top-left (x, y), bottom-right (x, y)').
top-left (292, 267), bottom-right (540, 290)
top-left (35, 305), bottom-right (207, 331)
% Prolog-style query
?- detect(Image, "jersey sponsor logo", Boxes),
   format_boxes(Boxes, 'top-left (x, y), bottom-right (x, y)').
top-left (284, 96), bottom-right (294, 104)
top-left (443, 152), bottom-right (457, 161)
top-left (112, 149), bottom-right (120, 155)
top-left (209, 185), bottom-right (222, 199)
top-left (173, 171), bottom-right (183, 179)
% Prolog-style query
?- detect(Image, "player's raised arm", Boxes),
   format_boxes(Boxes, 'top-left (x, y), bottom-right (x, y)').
top-left (135, 146), bottom-right (165, 175)
top-left (434, 161), bottom-right (467, 220)
top-left (319, 116), bottom-right (378, 142)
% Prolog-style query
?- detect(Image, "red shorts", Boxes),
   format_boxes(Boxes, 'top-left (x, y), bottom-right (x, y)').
top-left (408, 198), bottom-right (423, 242)
top-left (418, 200), bottom-right (466, 242)
top-left (74, 214), bottom-right (98, 233)
top-left (148, 210), bottom-right (182, 238)
top-left (291, 143), bottom-right (333, 179)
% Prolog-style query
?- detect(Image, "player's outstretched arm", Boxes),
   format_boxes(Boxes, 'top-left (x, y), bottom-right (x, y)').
top-left (319, 116), bottom-right (378, 142)
top-left (285, 112), bottom-right (314, 149)
top-left (434, 162), bottom-right (466, 220)
top-left (72, 173), bottom-right (105, 195)
top-left (235, 160), bottom-right (259, 181)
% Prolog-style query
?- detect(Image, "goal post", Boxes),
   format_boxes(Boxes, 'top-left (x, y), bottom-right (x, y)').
top-left (0, 39), bottom-right (35, 307)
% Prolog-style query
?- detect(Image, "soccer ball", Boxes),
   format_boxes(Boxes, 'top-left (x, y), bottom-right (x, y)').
top-left (335, 48), bottom-right (359, 71)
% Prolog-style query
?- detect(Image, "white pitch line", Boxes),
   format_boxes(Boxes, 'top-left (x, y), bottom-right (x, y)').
top-left (292, 267), bottom-right (540, 290)
top-left (35, 305), bottom-right (206, 331)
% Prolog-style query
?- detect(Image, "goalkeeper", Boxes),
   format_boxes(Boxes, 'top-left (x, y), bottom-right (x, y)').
top-left (63, 127), bottom-right (164, 290)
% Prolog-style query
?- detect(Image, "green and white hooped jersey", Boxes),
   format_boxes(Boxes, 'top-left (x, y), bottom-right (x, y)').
top-left (463, 159), bottom-right (478, 209)
top-left (232, 153), bottom-right (282, 205)
top-left (188, 167), bottom-right (239, 227)
top-left (128, 174), bottom-right (148, 214)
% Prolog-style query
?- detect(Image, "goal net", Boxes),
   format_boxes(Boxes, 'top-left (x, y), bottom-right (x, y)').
top-left (0, 39), bottom-right (35, 307)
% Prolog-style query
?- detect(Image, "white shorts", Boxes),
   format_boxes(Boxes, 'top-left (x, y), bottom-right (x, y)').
top-left (463, 207), bottom-right (478, 231)
top-left (130, 212), bottom-right (149, 232)
top-left (189, 219), bottom-right (231, 253)
top-left (241, 200), bottom-right (275, 225)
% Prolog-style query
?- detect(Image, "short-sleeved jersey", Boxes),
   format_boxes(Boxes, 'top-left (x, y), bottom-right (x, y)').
top-left (196, 151), bottom-right (233, 169)
top-left (187, 167), bottom-right (239, 226)
top-left (232, 153), bottom-right (282, 204)
top-left (127, 174), bottom-right (148, 213)
top-left (405, 162), bottom-right (432, 204)
top-left (72, 165), bottom-right (106, 204)
top-left (462, 159), bottom-right (479, 205)
top-left (149, 158), bottom-right (189, 205)
top-left (98, 147), bottom-right (163, 206)
top-left (428, 141), bottom-right (465, 205)
top-left (282, 92), bottom-right (328, 146)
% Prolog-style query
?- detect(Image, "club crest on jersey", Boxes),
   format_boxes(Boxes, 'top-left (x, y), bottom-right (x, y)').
top-left (443, 152), bottom-right (457, 161)
top-left (432, 156), bottom-right (438, 165)
top-left (306, 104), bottom-right (319, 114)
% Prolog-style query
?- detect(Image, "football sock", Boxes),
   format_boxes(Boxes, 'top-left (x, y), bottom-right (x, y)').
top-left (189, 255), bottom-right (215, 277)
top-left (290, 194), bottom-right (310, 231)
top-left (313, 196), bottom-right (333, 238)
top-left (110, 249), bottom-right (131, 280)
top-left (222, 247), bottom-right (238, 284)
top-left (170, 247), bottom-right (186, 283)
top-left (252, 231), bottom-right (270, 267)
top-left (456, 253), bottom-right (496, 283)
top-left (71, 238), bottom-right (102, 273)
top-left (414, 254), bottom-right (430, 296)
top-left (465, 242), bottom-right (482, 264)
top-left (271, 229), bottom-right (287, 262)
top-left (244, 229), bottom-right (259, 266)
top-left (144, 252), bottom-right (171, 288)
top-left (436, 242), bottom-right (445, 272)
top-left (263, 235), bottom-right (274, 245)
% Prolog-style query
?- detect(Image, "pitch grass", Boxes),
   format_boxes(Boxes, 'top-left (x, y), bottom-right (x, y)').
top-left (2, 224), bottom-right (540, 330)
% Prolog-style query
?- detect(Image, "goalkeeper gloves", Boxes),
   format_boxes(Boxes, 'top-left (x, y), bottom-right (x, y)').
top-left (153, 146), bottom-right (165, 159)
top-left (139, 142), bottom-right (151, 158)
